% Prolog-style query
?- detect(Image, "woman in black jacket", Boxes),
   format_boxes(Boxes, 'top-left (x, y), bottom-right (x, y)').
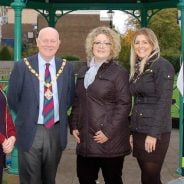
top-left (70, 26), bottom-right (131, 184)
top-left (129, 28), bottom-right (175, 184)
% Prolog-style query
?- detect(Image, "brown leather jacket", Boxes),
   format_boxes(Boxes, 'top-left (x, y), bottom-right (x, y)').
top-left (70, 61), bottom-right (132, 157)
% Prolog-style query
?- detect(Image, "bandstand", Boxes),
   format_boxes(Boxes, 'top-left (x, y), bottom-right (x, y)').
top-left (0, 0), bottom-right (183, 180)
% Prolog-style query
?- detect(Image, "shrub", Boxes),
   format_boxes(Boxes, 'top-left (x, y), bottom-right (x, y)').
top-left (60, 54), bottom-right (80, 61)
top-left (0, 45), bottom-right (13, 61)
top-left (22, 46), bottom-right (38, 58)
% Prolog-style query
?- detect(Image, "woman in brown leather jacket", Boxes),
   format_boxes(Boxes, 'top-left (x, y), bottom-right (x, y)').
top-left (129, 28), bottom-right (175, 184)
top-left (70, 26), bottom-right (131, 184)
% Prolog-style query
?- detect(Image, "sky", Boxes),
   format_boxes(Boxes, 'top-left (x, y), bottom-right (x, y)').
top-left (100, 10), bottom-right (129, 34)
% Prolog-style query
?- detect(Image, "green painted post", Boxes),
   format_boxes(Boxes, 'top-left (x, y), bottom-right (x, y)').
top-left (48, 9), bottom-right (56, 27)
top-left (9, 0), bottom-right (25, 175)
top-left (177, 0), bottom-right (184, 176)
top-left (140, 8), bottom-right (148, 27)
top-left (11, 0), bottom-right (25, 61)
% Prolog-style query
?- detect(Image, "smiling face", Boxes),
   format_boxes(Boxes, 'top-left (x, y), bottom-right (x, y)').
top-left (92, 34), bottom-right (112, 63)
top-left (36, 27), bottom-right (60, 61)
top-left (134, 34), bottom-right (153, 60)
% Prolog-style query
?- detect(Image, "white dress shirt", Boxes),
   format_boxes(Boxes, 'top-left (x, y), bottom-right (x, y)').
top-left (37, 53), bottom-right (59, 124)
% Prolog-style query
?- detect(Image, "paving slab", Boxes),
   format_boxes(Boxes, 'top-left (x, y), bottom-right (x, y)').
top-left (3, 129), bottom-right (181, 184)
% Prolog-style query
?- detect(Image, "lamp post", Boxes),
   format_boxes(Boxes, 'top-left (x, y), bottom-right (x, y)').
top-left (107, 10), bottom-right (115, 28)
top-left (32, 24), bottom-right (38, 44)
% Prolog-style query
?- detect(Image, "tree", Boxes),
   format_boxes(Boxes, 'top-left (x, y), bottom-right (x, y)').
top-left (150, 9), bottom-right (180, 50)
top-left (124, 12), bottom-right (140, 31)
top-left (149, 8), bottom-right (181, 73)
top-left (118, 30), bottom-right (134, 71)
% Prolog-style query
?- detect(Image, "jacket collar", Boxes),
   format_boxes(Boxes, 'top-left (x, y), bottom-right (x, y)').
top-left (78, 60), bottom-right (114, 79)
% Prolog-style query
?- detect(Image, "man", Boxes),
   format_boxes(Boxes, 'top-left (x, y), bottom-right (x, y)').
top-left (7, 27), bottom-right (75, 184)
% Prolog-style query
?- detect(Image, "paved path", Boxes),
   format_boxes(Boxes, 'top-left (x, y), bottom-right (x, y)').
top-left (57, 129), bottom-right (180, 184)
top-left (4, 129), bottom-right (182, 184)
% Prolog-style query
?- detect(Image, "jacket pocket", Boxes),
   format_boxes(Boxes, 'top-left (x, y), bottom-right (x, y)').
top-left (163, 73), bottom-right (174, 90)
top-left (138, 109), bottom-right (154, 118)
top-left (137, 109), bottom-right (154, 127)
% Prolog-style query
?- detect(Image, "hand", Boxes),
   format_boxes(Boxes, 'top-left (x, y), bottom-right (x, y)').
top-left (145, 135), bottom-right (157, 153)
top-left (2, 136), bottom-right (16, 154)
top-left (72, 129), bottom-right (80, 143)
top-left (93, 130), bottom-right (108, 144)
top-left (129, 135), bottom-right (133, 149)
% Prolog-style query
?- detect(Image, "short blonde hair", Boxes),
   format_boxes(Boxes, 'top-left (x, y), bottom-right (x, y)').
top-left (85, 26), bottom-right (121, 61)
top-left (130, 28), bottom-right (160, 79)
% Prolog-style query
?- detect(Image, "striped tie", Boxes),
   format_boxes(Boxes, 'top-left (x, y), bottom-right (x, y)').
top-left (42, 63), bottom-right (55, 128)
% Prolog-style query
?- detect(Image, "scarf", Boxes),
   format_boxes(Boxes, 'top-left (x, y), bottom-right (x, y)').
top-left (84, 58), bottom-right (104, 89)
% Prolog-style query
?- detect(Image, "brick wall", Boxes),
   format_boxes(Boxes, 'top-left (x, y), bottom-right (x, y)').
top-left (38, 14), bottom-right (109, 61)
top-left (2, 14), bottom-right (109, 61)
top-left (2, 24), bottom-right (34, 39)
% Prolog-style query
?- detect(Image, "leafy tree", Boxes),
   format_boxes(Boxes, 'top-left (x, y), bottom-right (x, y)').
top-left (150, 9), bottom-right (180, 50)
top-left (149, 8), bottom-right (181, 73)
top-left (118, 30), bottom-right (134, 71)
top-left (124, 12), bottom-right (140, 31)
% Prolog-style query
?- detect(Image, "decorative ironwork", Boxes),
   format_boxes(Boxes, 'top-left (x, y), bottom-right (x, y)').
top-left (121, 9), bottom-right (161, 25)
top-left (107, 10), bottom-right (115, 28)
top-left (36, 9), bottom-right (74, 26)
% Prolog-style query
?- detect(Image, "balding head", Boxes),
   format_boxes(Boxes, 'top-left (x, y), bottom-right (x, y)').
top-left (36, 27), bottom-right (60, 61)
top-left (38, 27), bottom-right (60, 41)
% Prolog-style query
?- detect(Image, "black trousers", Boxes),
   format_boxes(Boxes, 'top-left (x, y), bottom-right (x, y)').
top-left (77, 155), bottom-right (125, 184)
top-left (18, 123), bottom-right (62, 184)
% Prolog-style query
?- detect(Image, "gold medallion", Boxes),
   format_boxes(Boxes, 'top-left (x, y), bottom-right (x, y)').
top-left (44, 88), bottom-right (53, 100)
top-left (46, 83), bottom-right (51, 88)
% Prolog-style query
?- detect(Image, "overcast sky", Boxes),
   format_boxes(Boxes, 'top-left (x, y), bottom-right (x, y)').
top-left (100, 10), bottom-right (129, 34)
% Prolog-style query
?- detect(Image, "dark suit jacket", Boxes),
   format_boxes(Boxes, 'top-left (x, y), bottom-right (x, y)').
top-left (7, 54), bottom-right (75, 151)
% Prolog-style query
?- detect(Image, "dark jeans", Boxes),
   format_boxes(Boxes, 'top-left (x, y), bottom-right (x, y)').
top-left (18, 124), bottom-right (62, 184)
top-left (77, 155), bottom-right (124, 184)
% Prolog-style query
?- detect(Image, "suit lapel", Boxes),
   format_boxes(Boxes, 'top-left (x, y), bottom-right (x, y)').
top-left (56, 58), bottom-right (64, 101)
top-left (30, 55), bottom-right (39, 102)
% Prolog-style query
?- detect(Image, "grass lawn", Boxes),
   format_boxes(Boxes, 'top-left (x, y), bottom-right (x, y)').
top-left (171, 77), bottom-right (180, 119)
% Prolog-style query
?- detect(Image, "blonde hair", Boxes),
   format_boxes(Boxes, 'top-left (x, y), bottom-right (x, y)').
top-left (130, 28), bottom-right (160, 79)
top-left (85, 26), bottom-right (121, 61)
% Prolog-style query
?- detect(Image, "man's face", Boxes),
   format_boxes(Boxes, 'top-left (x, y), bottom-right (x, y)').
top-left (36, 28), bottom-right (60, 61)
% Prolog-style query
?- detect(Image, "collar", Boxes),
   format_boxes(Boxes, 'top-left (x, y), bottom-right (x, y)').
top-left (38, 53), bottom-right (55, 68)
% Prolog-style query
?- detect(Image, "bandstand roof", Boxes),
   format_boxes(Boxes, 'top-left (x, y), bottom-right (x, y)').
top-left (0, 0), bottom-right (180, 10)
